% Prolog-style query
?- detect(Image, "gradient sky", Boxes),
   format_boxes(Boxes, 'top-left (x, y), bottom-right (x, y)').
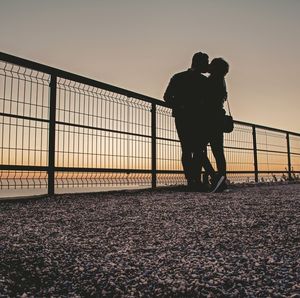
top-left (1, 0), bottom-right (300, 132)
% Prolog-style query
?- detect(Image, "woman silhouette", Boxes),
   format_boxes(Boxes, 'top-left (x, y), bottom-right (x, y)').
top-left (206, 58), bottom-right (229, 192)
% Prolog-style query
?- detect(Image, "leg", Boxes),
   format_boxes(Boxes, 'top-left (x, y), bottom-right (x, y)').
top-left (210, 130), bottom-right (226, 177)
top-left (192, 148), bottom-right (215, 183)
top-left (202, 148), bottom-right (216, 179)
top-left (191, 129), bottom-right (216, 184)
top-left (181, 144), bottom-right (194, 184)
top-left (175, 116), bottom-right (194, 184)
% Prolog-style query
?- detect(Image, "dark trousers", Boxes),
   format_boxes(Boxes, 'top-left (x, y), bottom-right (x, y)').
top-left (175, 115), bottom-right (212, 183)
top-left (209, 128), bottom-right (226, 177)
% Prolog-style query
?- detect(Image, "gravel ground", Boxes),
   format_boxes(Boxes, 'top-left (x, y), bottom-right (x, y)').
top-left (0, 183), bottom-right (300, 297)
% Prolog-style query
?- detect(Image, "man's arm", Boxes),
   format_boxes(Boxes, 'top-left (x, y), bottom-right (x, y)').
top-left (163, 76), bottom-right (177, 108)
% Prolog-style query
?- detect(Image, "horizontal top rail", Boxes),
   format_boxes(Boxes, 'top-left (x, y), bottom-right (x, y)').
top-left (233, 120), bottom-right (300, 136)
top-left (1, 51), bottom-right (299, 137)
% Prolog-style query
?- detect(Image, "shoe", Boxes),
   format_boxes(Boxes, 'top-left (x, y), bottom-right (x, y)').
top-left (187, 179), bottom-right (196, 187)
top-left (194, 182), bottom-right (210, 192)
top-left (211, 175), bottom-right (226, 193)
top-left (187, 181), bottom-right (209, 192)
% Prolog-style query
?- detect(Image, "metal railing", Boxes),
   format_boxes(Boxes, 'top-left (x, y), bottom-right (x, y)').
top-left (0, 52), bottom-right (300, 197)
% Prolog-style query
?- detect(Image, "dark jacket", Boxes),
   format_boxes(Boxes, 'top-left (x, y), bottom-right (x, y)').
top-left (206, 75), bottom-right (227, 113)
top-left (205, 75), bottom-right (227, 130)
top-left (163, 69), bottom-right (208, 117)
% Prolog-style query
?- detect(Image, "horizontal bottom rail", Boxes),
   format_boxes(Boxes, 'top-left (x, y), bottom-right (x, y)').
top-left (0, 165), bottom-right (298, 175)
top-left (0, 165), bottom-right (49, 171)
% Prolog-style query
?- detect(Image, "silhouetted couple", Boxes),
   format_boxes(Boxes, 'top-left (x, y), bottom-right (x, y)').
top-left (164, 52), bottom-right (229, 192)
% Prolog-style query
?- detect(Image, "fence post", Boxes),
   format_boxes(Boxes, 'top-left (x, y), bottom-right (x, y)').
top-left (151, 103), bottom-right (157, 188)
top-left (252, 125), bottom-right (259, 182)
top-left (286, 132), bottom-right (292, 180)
top-left (48, 75), bottom-right (57, 195)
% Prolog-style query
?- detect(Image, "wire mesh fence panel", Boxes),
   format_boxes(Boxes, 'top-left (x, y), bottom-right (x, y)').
top-left (227, 173), bottom-right (256, 184)
top-left (157, 173), bottom-right (186, 187)
top-left (256, 128), bottom-right (288, 179)
top-left (0, 62), bottom-right (50, 120)
top-left (0, 170), bottom-right (47, 198)
top-left (0, 116), bottom-right (49, 167)
top-left (0, 61), bottom-right (50, 195)
top-left (56, 79), bottom-right (152, 136)
top-left (55, 172), bottom-right (151, 191)
top-left (55, 125), bottom-right (151, 170)
top-left (1, 53), bottom-right (300, 197)
top-left (290, 135), bottom-right (300, 154)
top-left (223, 123), bottom-right (255, 182)
top-left (55, 78), bottom-right (152, 190)
top-left (156, 106), bottom-right (178, 141)
top-left (156, 105), bottom-right (182, 178)
top-left (290, 135), bottom-right (300, 175)
top-left (0, 170), bottom-right (47, 189)
top-left (256, 129), bottom-right (287, 153)
top-left (224, 123), bottom-right (254, 150)
top-left (155, 105), bottom-right (188, 187)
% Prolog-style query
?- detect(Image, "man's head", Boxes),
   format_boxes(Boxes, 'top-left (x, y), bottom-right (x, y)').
top-left (209, 58), bottom-right (229, 77)
top-left (191, 52), bottom-right (209, 72)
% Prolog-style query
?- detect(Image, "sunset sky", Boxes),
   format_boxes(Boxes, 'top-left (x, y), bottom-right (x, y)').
top-left (1, 0), bottom-right (300, 133)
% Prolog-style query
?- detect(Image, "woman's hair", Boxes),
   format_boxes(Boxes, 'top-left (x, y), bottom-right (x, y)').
top-left (210, 58), bottom-right (229, 76)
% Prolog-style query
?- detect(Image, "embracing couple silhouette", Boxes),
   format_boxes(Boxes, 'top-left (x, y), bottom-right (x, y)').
top-left (164, 52), bottom-right (230, 193)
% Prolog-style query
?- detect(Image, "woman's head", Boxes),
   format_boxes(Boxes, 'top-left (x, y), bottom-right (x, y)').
top-left (209, 58), bottom-right (229, 76)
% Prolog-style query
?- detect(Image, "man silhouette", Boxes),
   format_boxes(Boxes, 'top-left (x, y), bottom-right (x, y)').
top-left (164, 52), bottom-right (214, 189)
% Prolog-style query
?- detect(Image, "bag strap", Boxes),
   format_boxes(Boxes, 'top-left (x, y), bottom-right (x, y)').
top-left (226, 98), bottom-right (232, 117)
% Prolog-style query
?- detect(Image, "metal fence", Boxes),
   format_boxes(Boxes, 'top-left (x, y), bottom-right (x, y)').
top-left (1, 52), bottom-right (300, 197)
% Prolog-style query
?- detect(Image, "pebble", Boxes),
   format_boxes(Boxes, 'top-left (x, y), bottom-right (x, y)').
top-left (0, 183), bottom-right (299, 297)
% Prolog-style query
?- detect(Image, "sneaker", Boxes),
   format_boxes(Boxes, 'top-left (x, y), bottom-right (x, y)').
top-left (211, 175), bottom-right (226, 193)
